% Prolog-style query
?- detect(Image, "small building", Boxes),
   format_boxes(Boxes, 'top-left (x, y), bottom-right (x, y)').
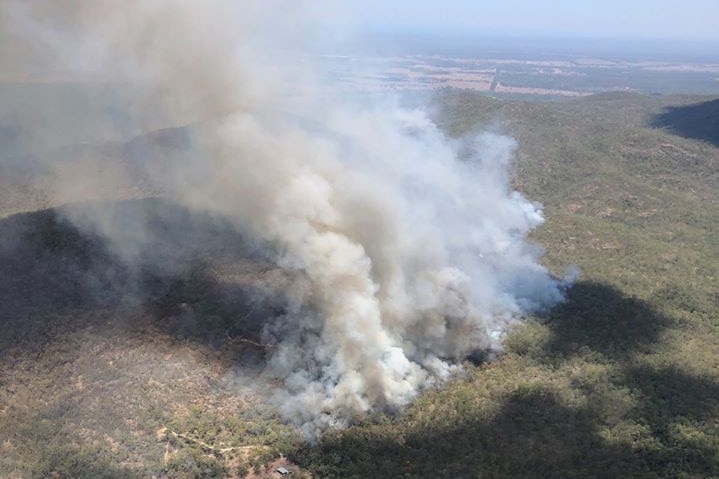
top-left (276, 466), bottom-right (291, 476)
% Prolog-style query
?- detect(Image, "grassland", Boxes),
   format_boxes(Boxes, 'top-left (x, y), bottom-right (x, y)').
top-left (1, 91), bottom-right (718, 478)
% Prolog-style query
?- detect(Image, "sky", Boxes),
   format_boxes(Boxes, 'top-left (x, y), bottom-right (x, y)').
top-left (343, 0), bottom-right (719, 40)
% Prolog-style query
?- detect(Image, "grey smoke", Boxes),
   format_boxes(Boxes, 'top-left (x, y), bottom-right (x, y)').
top-left (1, 1), bottom-right (569, 435)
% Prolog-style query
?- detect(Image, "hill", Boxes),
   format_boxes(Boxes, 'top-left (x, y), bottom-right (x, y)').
top-left (295, 91), bottom-right (719, 478)
top-left (1, 91), bottom-right (718, 478)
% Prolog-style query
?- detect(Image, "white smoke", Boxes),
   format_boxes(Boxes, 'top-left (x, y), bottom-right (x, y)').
top-left (2, 1), bottom-right (568, 435)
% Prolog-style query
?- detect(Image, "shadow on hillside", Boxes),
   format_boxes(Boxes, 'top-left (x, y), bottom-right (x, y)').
top-left (297, 282), bottom-right (719, 478)
top-left (0, 198), bottom-right (286, 358)
top-left (299, 375), bottom-right (719, 479)
top-left (538, 281), bottom-right (672, 360)
top-left (626, 365), bottom-right (719, 436)
top-left (0, 207), bottom-right (124, 353)
top-left (650, 98), bottom-right (719, 146)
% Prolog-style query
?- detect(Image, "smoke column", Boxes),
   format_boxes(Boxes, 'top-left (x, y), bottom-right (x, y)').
top-left (2, 1), bottom-right (568, 434)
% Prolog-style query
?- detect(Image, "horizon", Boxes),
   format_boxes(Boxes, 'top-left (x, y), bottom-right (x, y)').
top-left (324, 31), bottom-right (719, 64)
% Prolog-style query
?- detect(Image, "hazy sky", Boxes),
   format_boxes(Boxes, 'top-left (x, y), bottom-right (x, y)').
top-left (345, 0), bottom-right (719, 40)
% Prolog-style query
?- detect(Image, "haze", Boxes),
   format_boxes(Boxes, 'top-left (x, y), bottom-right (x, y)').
top-left (345, 0), bottom-right (719, 41)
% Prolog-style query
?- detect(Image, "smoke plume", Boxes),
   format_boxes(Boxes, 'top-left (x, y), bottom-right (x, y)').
top-left (1, 1), bottom-right (568, 435)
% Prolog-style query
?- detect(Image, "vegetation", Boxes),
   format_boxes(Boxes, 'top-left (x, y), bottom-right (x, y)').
top-left (291, 92), bottom-right (719, 478)
top-left (1, 90), bottom-right (718, 478)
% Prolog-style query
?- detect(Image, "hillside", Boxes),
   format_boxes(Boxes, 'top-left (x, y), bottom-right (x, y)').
top-left (1, 91), bottom-right (718, 478)
top-left (294, 92), bottom-right (719, 478)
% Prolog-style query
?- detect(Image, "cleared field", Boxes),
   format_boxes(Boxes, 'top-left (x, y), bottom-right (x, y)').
top-left (324, 53), bottom-right (719, 96)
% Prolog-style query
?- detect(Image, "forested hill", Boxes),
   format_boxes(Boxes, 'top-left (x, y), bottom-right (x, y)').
top-left (1, 91), bottom-right (718, 478)
top-left (296, 92), bottom-right (719, 478)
